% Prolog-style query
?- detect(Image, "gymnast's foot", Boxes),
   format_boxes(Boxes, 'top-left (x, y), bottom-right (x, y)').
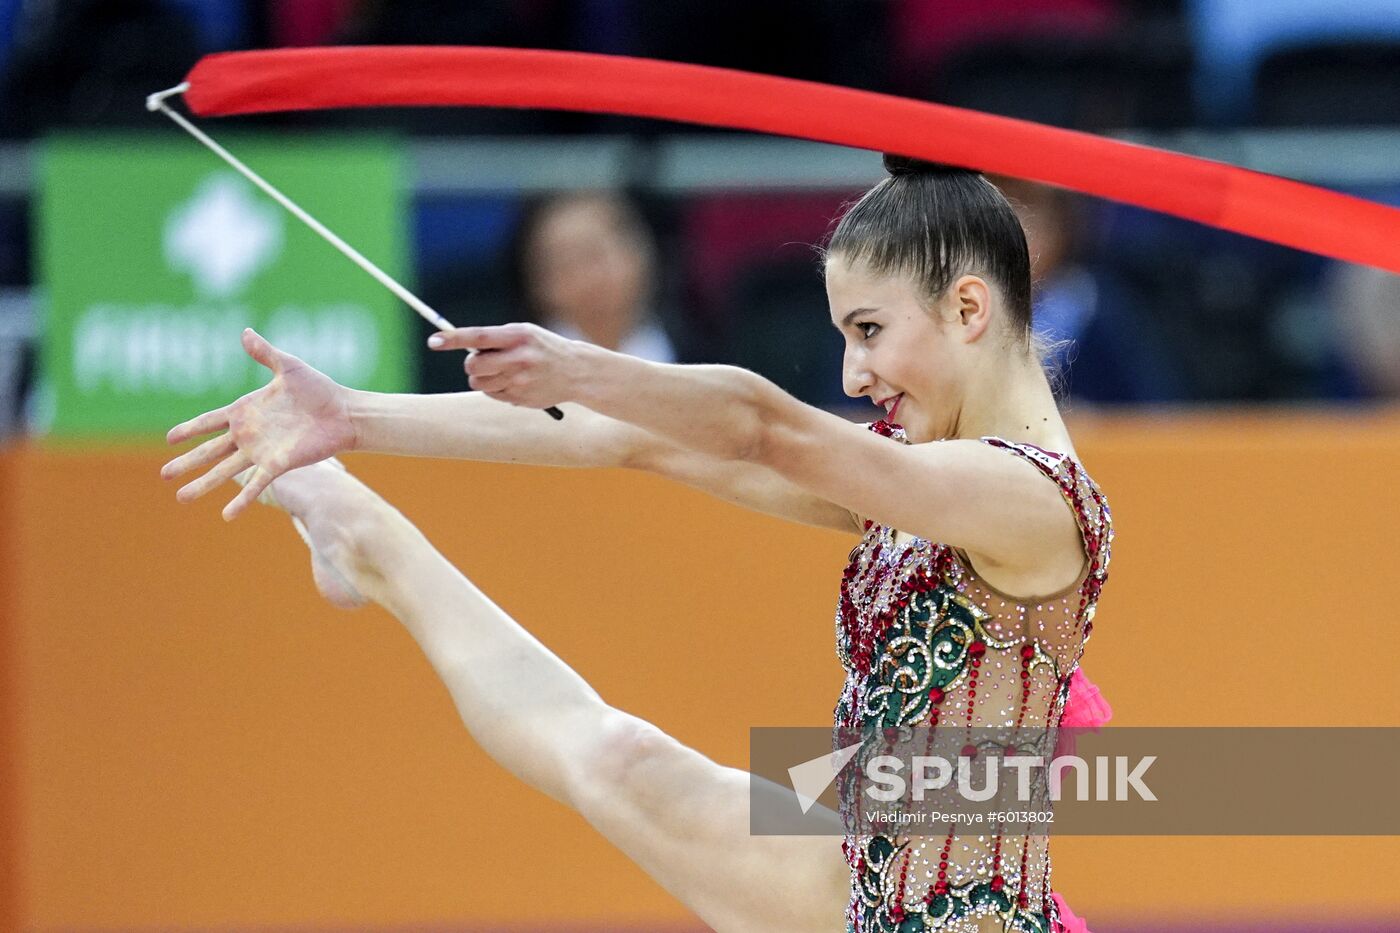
top-left (233, 459), bottom-right (388, 610)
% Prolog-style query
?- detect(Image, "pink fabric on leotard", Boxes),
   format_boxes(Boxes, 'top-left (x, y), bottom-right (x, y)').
top-left (1054, 666), bottom-right (1113, 761)
top-left (1052, 891), bottom-right (1091, 932)
top-left (1052, 669), bottom-right (1110, 931)
top-left (1061, 668), bottom-right (1112, 728)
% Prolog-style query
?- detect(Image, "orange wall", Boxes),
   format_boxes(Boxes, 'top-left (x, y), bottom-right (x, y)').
top-left (2, 407), bottom-right (1399, 930)
top-left (0, 451), bottom-right (20, 933)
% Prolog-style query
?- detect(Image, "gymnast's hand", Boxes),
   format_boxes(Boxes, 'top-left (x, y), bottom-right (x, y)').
top-left (428, 322), bottom-right (585, 410)
top-left (160, 328), bottom-right (356, 520)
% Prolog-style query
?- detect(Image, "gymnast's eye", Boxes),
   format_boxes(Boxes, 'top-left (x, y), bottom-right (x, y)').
top-left (858, 322), bottom-right (881, 340)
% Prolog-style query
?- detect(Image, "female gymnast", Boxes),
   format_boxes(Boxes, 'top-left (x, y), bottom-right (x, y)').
top-left (162, 156), bottom-right (1110, 933)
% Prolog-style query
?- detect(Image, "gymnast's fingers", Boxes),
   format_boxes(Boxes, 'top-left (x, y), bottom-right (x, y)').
top-left (176, 450), bottom-right (252, 504)
top-left (161, 433), bottom-right (236, 482)
top-left (466, 369), bottom-right (514, 394)
top-left (428, 324), bottom-right (526, 352)
top-left (465, 346), bottom-right (528, 379)
top-left (167, 404), bottom-right (232, 445)
top-left (223, 466), bottom-right (273, 522)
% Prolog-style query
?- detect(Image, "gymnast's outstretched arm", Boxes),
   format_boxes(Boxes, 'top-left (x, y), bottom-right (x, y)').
top-left (433, 321), bottom-right (1083, 583)
top-left (163, 329), bottom-right (859, 534)
top-left (245, 458), bottom-right (848, 932)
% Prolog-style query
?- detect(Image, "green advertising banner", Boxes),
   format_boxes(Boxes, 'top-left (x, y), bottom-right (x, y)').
top-left (36, 134), bottom-right (411, 436)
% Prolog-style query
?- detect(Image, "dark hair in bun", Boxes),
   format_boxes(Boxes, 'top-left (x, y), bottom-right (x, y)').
top-left (825, 152), bottom-right (1033, 344)
top-left (881, 153), bottom-right (980, 179)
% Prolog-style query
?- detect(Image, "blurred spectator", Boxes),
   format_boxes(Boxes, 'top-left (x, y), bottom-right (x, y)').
top-left (511, 191), bottom-right (678, 363)
top-left (1325, 264), bottom-right (1400, 398)
top-left (994, 176), bottom-right (1186, 403)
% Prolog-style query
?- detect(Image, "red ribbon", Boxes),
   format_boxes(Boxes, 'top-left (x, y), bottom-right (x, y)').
top-left (184, 46), bottom-right (1400, 274)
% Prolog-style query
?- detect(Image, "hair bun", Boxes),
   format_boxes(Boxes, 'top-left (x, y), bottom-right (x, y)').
top-left (882, 153), bottom-right (980, 178)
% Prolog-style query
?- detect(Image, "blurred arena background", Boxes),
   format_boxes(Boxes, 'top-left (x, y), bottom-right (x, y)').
top-left (0, 0), bottom-right (1397, 930)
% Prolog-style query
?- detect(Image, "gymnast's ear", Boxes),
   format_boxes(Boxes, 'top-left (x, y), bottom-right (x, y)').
top-left (948, 275), bottom-right (994, 342)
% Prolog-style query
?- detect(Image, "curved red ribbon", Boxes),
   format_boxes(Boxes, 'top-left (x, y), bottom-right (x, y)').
top-left (184, 46), bottom-right (1400, 274)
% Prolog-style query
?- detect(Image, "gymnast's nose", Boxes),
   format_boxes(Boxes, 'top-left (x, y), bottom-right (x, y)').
top-left (842, 348), bottom-right (874, 400)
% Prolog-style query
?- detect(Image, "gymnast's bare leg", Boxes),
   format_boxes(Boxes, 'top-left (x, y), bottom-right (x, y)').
top-left (248, 459), bottom-right (849, 932)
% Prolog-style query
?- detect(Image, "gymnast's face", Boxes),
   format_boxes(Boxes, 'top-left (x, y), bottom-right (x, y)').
top-left (826, 255), bottom-right (993, 443)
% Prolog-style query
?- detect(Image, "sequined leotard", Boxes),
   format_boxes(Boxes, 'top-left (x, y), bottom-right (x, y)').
top-left (836, 420), bottom-right (1113, 933)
